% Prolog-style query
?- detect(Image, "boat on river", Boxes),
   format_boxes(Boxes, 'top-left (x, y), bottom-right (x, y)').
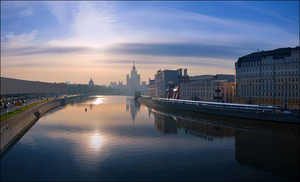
top-left (137, 96), bottom-right (299, 124)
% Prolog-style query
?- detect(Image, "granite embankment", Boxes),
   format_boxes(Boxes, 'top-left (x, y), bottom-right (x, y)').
top-left (138, 98), bottom-right (300, 124)
top-left (0, 96), bottom-right (82, 156)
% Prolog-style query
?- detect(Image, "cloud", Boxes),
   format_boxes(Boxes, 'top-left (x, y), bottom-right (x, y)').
top-left (1, 45), bottom-right (95, 57)
top-left (20, 6), bottom-right (33, 16)
top-left (105, 42), bottom-right (251, 59)
top-left (2, 30), bottom-right (38, 47)
top-left (234, 2), bottom-right (298, 25)
top-left (44, 1), bottom-right (78, 25)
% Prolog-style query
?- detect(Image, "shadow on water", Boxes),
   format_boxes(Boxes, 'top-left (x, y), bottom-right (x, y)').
top-left (141, 102), bottom-right (300, 181)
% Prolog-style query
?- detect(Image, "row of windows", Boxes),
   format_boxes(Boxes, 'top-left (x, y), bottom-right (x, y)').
top-left (241, 84), bottom-right (299, 90)
top-left (181, 86), bottom-right (234, 90)
top-left (240, 77), bottom-right (299, 84)
top-left (240, 70), bottom-right (299, 77)
top-left (181, 92), bottom-right (233, 97)
top-left (240, 64), bottom-right (299, 72)
top-left (241, 91), bottom-right (299, 97)
top-left (240, 98), bottom-right (299, 104)
top-left (240, 58), bottom-right (299, 67)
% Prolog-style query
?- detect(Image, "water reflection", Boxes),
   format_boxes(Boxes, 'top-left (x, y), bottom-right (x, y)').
top-left (126, 99), bottom-right (141, 124)
top-left (146, 106), bottom-right (299, 181)
top-left (235, 128), bottom-right (299, 180)
top-left (1, 96), bottom-right (298, 181)
top-left (91, 133), bottom-right (103, 151)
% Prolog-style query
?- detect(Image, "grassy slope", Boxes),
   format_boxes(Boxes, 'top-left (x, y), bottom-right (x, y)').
top-left (0, 100), bottom-right (53, 121)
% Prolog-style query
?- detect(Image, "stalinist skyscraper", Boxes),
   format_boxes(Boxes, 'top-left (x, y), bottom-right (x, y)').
top-left (126, 61), bottom-right (141, 92)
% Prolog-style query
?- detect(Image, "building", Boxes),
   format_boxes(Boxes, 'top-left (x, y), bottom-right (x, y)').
top-left (89, 78), bottom-right (94, 86)
top-left (180, 74), bottom-right (235, 102)
top-left (126, 61), bottom-right (141, 92)
top-left (1, 77), bottom-right (67, 96)
top-left (148, 79), bottom-right (155, 97)
top-left (235, 46), bottom-right (299, 109)
top-left (154, 68), bottom-right (182, 98)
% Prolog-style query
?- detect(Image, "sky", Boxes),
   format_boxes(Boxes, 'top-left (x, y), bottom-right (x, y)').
top-left (1, 1), bottom-right (299, 85)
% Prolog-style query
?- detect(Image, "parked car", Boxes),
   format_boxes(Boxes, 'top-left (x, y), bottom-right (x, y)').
top-left (22, 100), bottom-right (27, 103)
top-left (41, 97), bottom-right (44, 100)
top-left (11, 101), bottom-right (16, 105)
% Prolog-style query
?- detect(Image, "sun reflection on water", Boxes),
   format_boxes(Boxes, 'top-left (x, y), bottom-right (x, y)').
top-left (91, 134), bottom-right (103, 150)
top-left (93, 97), bottom-right (104, 105)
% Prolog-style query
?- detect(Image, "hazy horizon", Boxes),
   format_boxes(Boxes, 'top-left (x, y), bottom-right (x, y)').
top-left (1, 1), bottom-right (299, 85)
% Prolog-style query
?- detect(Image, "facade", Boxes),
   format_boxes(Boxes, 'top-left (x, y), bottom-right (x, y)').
top-left (126, 61), bottom-right (141, 92)
top-left (1, 77), bottom-right (67, 95)
top-left (154, 69), bottom-right (182, 98)
top-left (180, 77), bottom-right (235, 102)
top-left (148, 79), bottom-right (155, 97)
top-left (235, 46), bottom-right (300, 109)
top-left (89, 78), bottom-right (94, 86)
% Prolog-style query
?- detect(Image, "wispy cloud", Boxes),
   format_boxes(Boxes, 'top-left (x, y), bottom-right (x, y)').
top-left (2, 30), bottom-right (38, 47)
top-left (234, 1), bottom-right (298, 25)
top-left (105, 42), bottom-right (247, 59)
top-left (20, 6), bottom-right (33, 17)
top-left (44, 1), bottom-right (77, 25)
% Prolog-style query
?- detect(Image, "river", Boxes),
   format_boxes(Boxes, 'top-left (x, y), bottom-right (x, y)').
top-left (1, 95), bottom-right (299, 181)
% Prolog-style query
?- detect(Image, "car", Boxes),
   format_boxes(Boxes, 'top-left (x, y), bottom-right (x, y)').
top-left (22, 100), bottom-right (27, 103)
top-left (0, 102), bottom-right (3, 106)
top-left (11, 101), bottom-right (16, 105)
top-left (41, 97), bottom-right (44, 100)
top-left (18, 100), bottom-right (22, 103)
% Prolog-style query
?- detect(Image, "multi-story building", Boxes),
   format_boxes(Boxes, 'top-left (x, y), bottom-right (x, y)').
top-left (180, 74), bottom-right (235, 102)
top-left (126, 61), bottom-right (140, 91)
top-left (235, 46), bottom-right (300, 109)
top-left (154, 69), bottom-right (182, 98)
top-left (148, 79), bottom-right (155, 97)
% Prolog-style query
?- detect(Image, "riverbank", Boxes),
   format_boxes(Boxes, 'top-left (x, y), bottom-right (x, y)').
top-left (0, 96), bottom-right (83, 157)
top-left (138, 97), bottom-right (300, 124)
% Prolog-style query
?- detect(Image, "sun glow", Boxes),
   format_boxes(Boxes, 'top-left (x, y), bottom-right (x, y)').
top-left (91, 134), bottom-right (103, 150)
top-left (93, 97), bottom-right (104, 105)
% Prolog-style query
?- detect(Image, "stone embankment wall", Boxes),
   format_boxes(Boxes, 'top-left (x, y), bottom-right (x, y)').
top-left (138, 98), bottom-right (300, 124)
top-left (0, 96), bottom-right (81, 156)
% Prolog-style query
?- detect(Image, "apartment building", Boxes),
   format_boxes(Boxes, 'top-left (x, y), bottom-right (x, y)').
top-left (180, 75), bottom-right (235, 102)
top-left (235, 46), bottom-right (300, 109)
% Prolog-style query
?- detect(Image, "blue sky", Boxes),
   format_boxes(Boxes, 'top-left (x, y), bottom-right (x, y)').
top-left (1, 1), bottom-right (299, 85)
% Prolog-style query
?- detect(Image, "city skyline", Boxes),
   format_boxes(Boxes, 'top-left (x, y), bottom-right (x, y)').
top-left (1, 1), bottom-right (299, 85)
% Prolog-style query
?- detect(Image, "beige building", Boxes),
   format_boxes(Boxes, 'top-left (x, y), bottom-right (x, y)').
top-left (180, 75), bottom-right (235, 103)
top-left (235, 46), bottom-right (300, 109)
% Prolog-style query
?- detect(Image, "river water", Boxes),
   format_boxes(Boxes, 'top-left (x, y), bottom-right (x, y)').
top-left (1, 96), bottom-right (299, 181)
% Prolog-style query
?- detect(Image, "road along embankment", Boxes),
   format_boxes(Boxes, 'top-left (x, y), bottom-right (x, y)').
top-left (0, 96), bottom-right (82, 157)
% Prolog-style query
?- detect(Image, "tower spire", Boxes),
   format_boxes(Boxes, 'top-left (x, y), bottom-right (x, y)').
top-left (133, 61), bottom-right (135, 67)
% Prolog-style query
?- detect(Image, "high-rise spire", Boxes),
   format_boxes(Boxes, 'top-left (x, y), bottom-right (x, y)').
top-left (132, 61), bottom-right (136, 71)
